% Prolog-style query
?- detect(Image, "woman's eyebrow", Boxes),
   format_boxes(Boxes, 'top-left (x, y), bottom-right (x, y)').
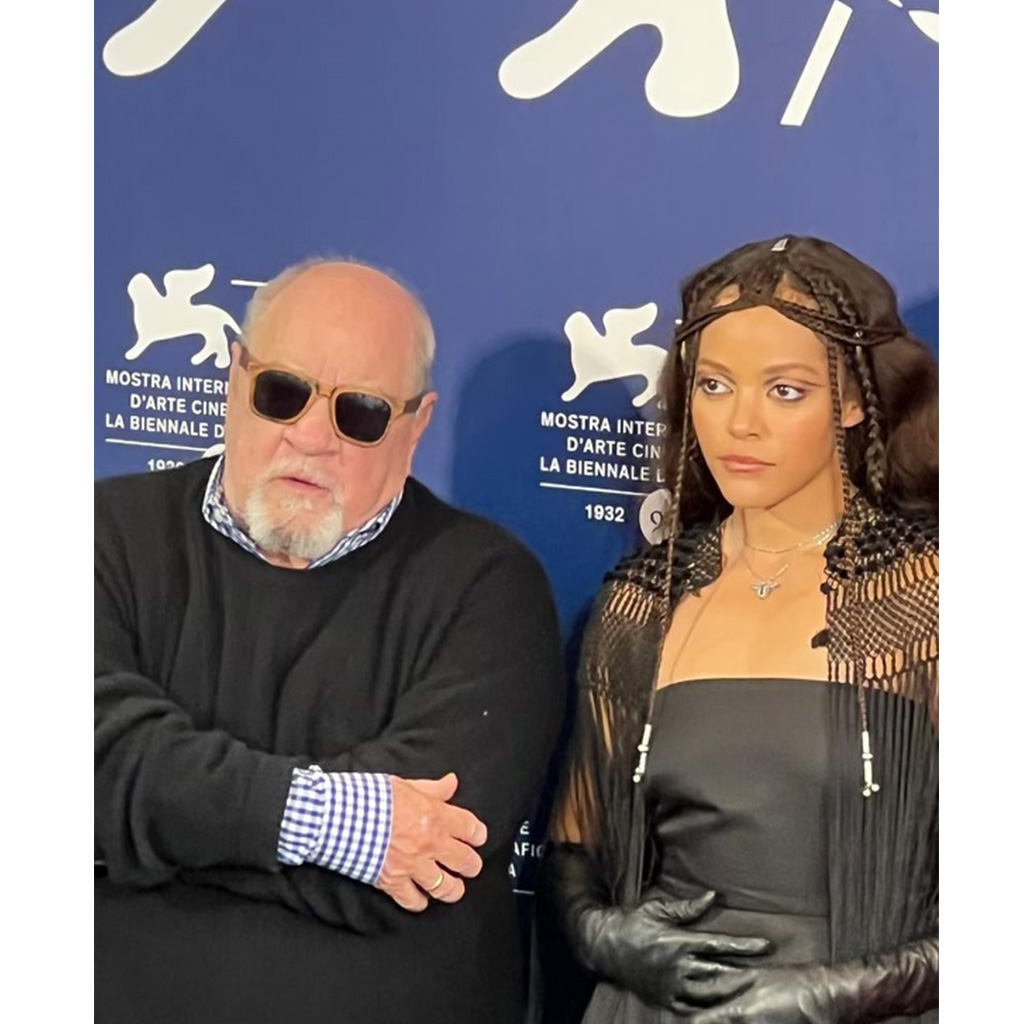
top-left (695, 359), bottom-right (736, 377)
top-left (762, 362), bottom-right (825, 380)
top-left (696, 359), bottom-right (825, 383)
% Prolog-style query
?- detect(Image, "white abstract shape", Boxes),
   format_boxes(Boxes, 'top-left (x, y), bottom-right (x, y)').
top-left (781, 1), bottom-right (853, 127)
top-left (882, 0), bottom-right (904, 8)
top-left (103, 0), bottom-right (233, 77)
top-left (124, 263), bottom-right (239, 368)
top-left (639, 488), bottom-right (671, 545)
top-left (908, 10), bottom-right (939, 43)
top-left (561, 301), bottom-right (666, 407)
top-left (499, 0), bottom-right (740, 119)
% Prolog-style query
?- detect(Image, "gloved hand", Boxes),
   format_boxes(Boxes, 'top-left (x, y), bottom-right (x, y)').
top-left (541, 844), bottom-right (772, 1014)
top-left (685, 937), bottom-right (939, 1024)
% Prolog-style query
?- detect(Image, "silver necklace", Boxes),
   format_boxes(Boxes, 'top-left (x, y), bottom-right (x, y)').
top-left (741, 520), bottom-right (838, 599)
top-left (743, 519), bottom-right (840, 556)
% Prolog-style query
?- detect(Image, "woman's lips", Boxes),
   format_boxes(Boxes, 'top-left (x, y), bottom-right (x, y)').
top-left (719, 455), bottom-right (774, 473)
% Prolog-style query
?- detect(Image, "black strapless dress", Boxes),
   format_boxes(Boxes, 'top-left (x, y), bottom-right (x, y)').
top-left (581, 679), bottom-right (937, 1024)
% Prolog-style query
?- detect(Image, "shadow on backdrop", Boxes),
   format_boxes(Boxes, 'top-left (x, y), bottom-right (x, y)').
top-left (450, 333), bottom-right (648, 617)
top-left (903, 294), bottom-right (939, 356)
top-left (450, 334), bottom-right (651, 1021)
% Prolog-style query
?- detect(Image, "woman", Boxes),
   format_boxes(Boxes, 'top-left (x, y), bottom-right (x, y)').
top-left (542, 236), bottom-right (938, 1023)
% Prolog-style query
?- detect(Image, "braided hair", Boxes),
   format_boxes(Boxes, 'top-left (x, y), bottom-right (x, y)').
top-left (661, 237), bottom-right (938, 527)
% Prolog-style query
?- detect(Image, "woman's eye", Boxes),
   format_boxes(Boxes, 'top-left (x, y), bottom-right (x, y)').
top-left (772, 384), bottom-right (806, 402)
top-left (698, 377), bottom-right (729, 395)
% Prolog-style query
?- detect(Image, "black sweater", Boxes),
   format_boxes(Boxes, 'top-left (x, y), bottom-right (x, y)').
top-left (95, 459), bottom-right (566, 1024)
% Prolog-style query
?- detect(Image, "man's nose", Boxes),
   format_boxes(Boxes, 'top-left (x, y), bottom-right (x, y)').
top-left (283, 394), bottom-right (337, 453)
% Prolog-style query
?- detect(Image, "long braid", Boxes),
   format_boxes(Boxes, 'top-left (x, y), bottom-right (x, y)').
top-left (629, 336), bottom-right (692, 807)
top-left (674, 273), bottom-right (739, 521)
top-left (826, 340), bottom-right (856, 522)
top-left (808, 269), bottom-right (890, 507)
top-left (853, 345), bottom-right (887, 500)
top-left (662, 340), bottom-right (693, 625)
top-left (624, 335), bottom-right (695, 900)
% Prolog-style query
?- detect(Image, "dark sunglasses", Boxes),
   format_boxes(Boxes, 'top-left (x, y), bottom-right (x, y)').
top-left (238, 348), bottom-right (427, 447)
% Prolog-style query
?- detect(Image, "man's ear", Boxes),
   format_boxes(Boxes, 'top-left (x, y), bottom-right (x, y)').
top-left (399, 393), bottom-right (438, 479)
top-left (409, 392), bottom-right (438, 445)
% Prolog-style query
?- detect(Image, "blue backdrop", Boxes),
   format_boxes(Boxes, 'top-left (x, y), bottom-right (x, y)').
top-left (95, 0), bottom-right (938, 889)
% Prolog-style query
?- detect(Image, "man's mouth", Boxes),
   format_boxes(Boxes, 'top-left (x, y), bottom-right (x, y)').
top-left (278, 475), bottom-right (329, 493)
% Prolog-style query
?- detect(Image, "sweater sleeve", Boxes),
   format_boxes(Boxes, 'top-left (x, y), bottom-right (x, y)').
top-left (94, 491), bottom-right (296, 884)
top-left (180, 543), bottom-right (567, 929)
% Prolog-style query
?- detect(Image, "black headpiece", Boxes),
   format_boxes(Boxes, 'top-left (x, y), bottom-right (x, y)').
top-left (673, 235), bottom-right (908, 349)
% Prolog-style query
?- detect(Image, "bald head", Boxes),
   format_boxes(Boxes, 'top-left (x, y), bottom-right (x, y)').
top-left (242, 258), bottom-right (435, 392)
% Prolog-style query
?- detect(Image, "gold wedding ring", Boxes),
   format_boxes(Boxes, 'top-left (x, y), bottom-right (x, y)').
top-left (425, 872), bottom-right (445, 893)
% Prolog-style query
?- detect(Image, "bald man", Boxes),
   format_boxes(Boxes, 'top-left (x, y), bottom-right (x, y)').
top-left (95, 260), bottom-right (565, 1024)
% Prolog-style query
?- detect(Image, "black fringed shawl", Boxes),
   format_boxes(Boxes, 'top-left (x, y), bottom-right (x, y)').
top-left (559, 499), bottom-right (938, 963)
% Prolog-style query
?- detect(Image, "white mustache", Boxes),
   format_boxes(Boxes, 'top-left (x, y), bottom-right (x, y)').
top-left (261, 460), bottom-right (336, 492)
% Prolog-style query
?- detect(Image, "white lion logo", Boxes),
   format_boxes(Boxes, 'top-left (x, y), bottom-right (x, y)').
top-left (125, 263), bottom-right (239, 368)
top-left (562, 302), bottom-right (667, 408)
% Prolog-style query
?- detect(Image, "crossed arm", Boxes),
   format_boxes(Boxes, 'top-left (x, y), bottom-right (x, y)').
top-left (95, 540), bottom-right (565, 934)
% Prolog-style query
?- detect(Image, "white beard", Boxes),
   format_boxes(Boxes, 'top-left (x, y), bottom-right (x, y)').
top-left (243, 462), bottom-right (347, 561)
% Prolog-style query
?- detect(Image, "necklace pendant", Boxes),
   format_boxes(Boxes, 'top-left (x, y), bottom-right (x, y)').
top-left (751, 580), bottom-right (780, 599)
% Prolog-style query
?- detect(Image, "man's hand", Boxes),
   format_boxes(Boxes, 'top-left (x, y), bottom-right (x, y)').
top-left (375, 773), bottom-right (488, 912)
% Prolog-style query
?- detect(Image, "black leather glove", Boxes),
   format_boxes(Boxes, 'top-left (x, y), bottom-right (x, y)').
top-left (685, 937), bottom-right (939, 1024)
top-left (541, 844), bottom-right (773, 1014)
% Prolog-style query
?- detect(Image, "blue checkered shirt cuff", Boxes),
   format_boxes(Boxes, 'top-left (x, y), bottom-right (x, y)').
top-left (277, 766), bottom-right (393, 885)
